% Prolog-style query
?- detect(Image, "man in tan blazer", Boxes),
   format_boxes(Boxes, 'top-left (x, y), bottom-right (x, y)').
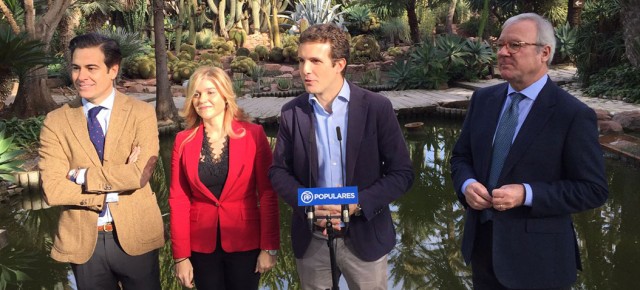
top-left (38, 33), bottom-right (164, 289)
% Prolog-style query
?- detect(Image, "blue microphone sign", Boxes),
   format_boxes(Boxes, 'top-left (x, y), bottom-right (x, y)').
top-left (298, 186), bottom-right (358, 206)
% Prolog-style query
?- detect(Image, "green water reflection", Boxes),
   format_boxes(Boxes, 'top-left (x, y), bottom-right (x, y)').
top-left (0, 119), bottom-right (638, 289)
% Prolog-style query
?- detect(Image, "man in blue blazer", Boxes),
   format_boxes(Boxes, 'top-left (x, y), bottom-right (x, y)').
top-left (450, 13), bottom-right (608, 290)
top-left (269, 24), bottom-right (414, 289)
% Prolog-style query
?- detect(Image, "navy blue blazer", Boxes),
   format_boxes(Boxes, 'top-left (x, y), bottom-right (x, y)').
top-left (269, 82), bottom-right (414, 261)
top-left (450, 78), bottom-right (608, 288)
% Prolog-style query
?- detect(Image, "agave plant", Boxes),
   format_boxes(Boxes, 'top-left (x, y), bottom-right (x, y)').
top-left (0, 123), bottom-right (25, 183)
top-left (283, 0), bottom-right (347, 30)
top-left (0, 23), bottom-right (52, 104)
top-left (554, 22), bottom-right (577, 63)
top-left (97, 26), bottom-right (151, 59)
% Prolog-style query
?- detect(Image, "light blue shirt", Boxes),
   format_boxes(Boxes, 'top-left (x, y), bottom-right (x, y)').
top-left (309, 79), bottom-right (350, 188)
top-left (77, 89), bottom-right (118, 225)
top-left (462, 75), bottom-right (549, 207)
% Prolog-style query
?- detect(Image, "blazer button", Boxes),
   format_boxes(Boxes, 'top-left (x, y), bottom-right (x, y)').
top-left (215, 202), bottom-right (220, 207)
top-left (80, 200), bottom-right (86, 205)
top-left (104, 185), bottom-right (112, 191)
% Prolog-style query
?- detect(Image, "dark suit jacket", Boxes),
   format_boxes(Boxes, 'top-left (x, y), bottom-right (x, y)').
top-left (269, 82), bottom-right (414, 261)
top-left (450, 78), bottom-right (608, 288)
top-left (169, 121), bottom-right (280, 258)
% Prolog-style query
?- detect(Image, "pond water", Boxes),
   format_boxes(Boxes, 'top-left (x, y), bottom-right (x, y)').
top-left (0, 118), bottom-right (638, 290)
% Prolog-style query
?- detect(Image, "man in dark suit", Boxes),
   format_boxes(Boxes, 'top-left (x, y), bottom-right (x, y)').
top-left (269, 23), bottom-right (414, 289)
top-left (450, 13), bottom-right (608, 290)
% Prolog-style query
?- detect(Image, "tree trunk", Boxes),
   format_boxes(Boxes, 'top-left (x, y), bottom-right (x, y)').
top-left (12, 68), bottom-right (58, 118)
top-left (621, 0), bottom-right (640, 67)
top-left (406, 0), bottom-right (420, 44)
top-left (566, 0), bottom-right (582, 27)
top-left (59, 9), bottom-right (82, 61)
top-left (445, 0), bottom-right (458, 34)
top-left (153, 0), bottom-right (178, 123)
top-left (10, 0), bottom-right (72, 118)
top-left (0, 0), bottom-right (20, 34)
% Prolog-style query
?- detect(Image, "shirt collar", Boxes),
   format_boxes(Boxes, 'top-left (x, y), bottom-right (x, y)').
top-left (308, 79), bottom-right (351, 107)
top-left (82, 88), bottom-right (116, 112)
top-left (507, 74), bottom-right (548, 101)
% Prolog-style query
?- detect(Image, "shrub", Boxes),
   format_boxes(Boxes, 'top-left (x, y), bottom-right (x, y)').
top-left (380, 17), bottom-right (409, 45)
top-left (584, 63), bottom-right (640, 103)
top-left (0, 123), bottom-right (25, 183)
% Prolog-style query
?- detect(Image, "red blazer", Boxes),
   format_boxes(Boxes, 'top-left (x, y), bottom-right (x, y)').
top-left (169, 120), bottom-right (280, 258)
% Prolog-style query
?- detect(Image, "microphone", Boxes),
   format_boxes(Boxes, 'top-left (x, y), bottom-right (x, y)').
top-left (336, 127), bottom-right (349, 224)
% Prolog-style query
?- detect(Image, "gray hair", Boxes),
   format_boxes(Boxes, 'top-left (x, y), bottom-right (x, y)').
top-left (503, 13), bottom-right (556, 65)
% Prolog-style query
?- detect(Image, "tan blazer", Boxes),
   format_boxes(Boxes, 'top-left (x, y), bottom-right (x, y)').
top-left (39, 91), bottom-right (165, 264)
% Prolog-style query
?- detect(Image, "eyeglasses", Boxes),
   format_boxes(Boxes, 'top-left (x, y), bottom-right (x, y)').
top-left (494, 41), bottom-right (544, 54)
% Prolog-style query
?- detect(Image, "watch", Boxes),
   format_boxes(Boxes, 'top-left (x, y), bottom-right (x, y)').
top-left (264, 249), bottom-right (278, 256)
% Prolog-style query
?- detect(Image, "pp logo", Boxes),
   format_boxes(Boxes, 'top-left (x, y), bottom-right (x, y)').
top-left (300, 191), bottom-right (314, 204)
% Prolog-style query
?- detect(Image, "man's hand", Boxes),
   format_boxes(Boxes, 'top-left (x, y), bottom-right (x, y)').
top-left (492, 184), bottom-right (525, 211)
top-left (464, 182), bottom-right (493, 210)
top-left (127, 145), bottom-right (141, 164)
top-left (313, 205), bottom-right (343, 233)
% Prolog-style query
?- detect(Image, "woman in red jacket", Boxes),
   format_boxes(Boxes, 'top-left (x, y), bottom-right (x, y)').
top-left (170, 66), bottom-right (280, 289)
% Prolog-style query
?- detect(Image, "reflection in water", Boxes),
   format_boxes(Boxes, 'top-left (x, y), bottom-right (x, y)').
top-left (0, 120), bottom-right (639, 289)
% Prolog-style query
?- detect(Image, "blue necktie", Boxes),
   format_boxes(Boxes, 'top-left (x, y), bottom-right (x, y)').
top-left (88, 106), bottom-right (105, 162)
top-left (488, 92), bottom-right (524, 190)
top-left (481, 93), bottom-right (524, 222)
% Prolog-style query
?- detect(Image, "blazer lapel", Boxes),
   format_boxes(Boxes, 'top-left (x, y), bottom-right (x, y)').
top-left (103, 92), bottom-right (131, 163)
top-left (184, 125), bottom-right (219, 202)
top-left (294, 96), bottom-right (318, 187)
top-left (65, 98), bottom-right (102, 166)
top-left (220, 121), bottom-right (245, 201)
top-left (477, 86), bottom-right (508, 184)
top-left (345, 85), bottom-right (368, 186)
top-left (500, 80), bottom-right (556, 179)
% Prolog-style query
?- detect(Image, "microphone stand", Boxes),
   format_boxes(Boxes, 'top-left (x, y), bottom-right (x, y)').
top-left (306, 126), bottom-right (350, 290)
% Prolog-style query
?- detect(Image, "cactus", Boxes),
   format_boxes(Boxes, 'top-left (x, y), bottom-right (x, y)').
top-left (229, 27), bottom-right (247, 48)
top-left (230, 56), bottom-right (257, 75)
top-left (254, 45), bottom-right (269, 61)
top-left (350, 34), bottom-right (381, 64)
top-left (211, 37), bottom-right (235, 56)
top-left (180, 43), bottom-right (197, 60)
top-left (167, 51), bottom-right (178, 62)
top-left (236, 47), bottom-right (251, 57)
top-left (269, 47), bottom-right (285, 63)
top-left (282, 45), bottom-right (298, 63)
top-left (249, 51), bottom-right (259, 62)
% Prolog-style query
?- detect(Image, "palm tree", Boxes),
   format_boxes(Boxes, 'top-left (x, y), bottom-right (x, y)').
top-left (0, 23), bottom-right (52, 112)
top-left (620, 0), bottom-right (640, 67)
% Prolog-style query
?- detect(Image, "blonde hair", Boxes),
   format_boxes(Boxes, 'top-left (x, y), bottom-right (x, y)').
top-left (179, 66), bottom-right (251, 147)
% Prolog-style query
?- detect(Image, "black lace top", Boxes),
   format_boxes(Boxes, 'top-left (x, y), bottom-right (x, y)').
top-left (198, 132), bottom-right (229, 200)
